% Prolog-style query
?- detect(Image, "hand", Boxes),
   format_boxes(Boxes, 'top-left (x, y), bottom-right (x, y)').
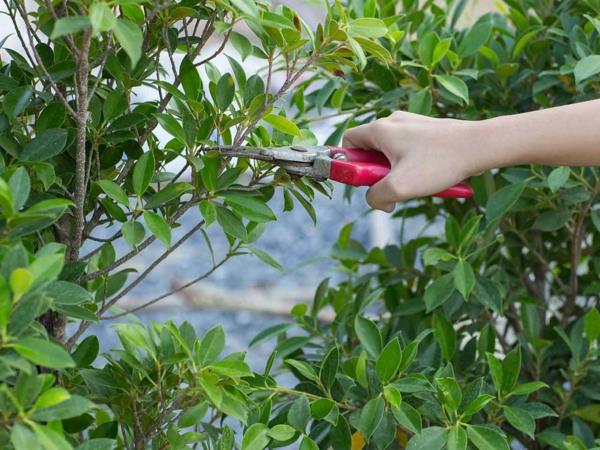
top-left (343, 111), bottom-right (484, 212)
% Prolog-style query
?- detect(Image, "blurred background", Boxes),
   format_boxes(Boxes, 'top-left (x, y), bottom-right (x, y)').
top-left (1, 0), bottom-right (495, 368)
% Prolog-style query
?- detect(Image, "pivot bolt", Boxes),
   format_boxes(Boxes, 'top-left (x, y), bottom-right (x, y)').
top-left (332, 152), bottom-right (348, 161)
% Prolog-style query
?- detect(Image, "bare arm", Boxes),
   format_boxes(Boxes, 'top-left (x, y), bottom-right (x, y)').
top-left (343, 100), bottom-right (600, 212)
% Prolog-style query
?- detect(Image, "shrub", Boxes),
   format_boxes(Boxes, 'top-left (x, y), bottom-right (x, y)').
top-left (2, 0), bottom-right (600, 449)
top-left (258, 1), bottom-right (600, 449)
top-left (0, 0), bottom-right (382, 448)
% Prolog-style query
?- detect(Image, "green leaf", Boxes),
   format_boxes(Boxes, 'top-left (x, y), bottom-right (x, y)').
top-left (458, 21), bottom-right (492, 57)
top-left (436, 377), bottom-right (462, 412)
top-left (0, 178), bottom-right (14, 217)
top-left (267, 424), bottom-right (296, 442)
top-left (199, 200), bottom-right (217, 226)
top-left (547, 167), bottom-right (570, 192)
top-left (114, 19), bottom-right (143, 66)
top-left (584, 307), bottom-right (600, 342)
top-left (376, 338), bottom-right (402, 383)
top-left (215, 206), bottom-right (247, 241)
top-left (501, 345), bottom-right (521, 394)
top-left (221, 192), bottom-right (275, 223)
top-left (408, 89), bottom-right (432, 115)
top-left (230, 0), bottom-right (259, 17)
top-left (241, 423), bottom-right (269, 450)
top-left (510, 381), bottom-right (548, 397)
top-left (32, 395), bottom-right (94, 421)
top-left (503, 406), bottom-right (535, 438)
top-left (435, 75), bottom-right (469, 103)
top-left (573, 404), bottom-right (600, 424)
top-left (46, 280), bottom-right (92, 305)
top-left (74, 439), bottom-right (115, 450)
top-left (392, 402), bottom-right (421, 435)
top-left (231, 32), bottom-right (252, 60)
top-left (32, 423), bottom-right (74, 450)
top-left (285, 359), bottom-right (320, 382)
top-left (423, 247), bottom-right (454, 266)
top-left (462, 394), bottom-right (495, 417)
top-left (10, 268), bottom-right (32, 298)
top-left (20, 128), bottom-right (67, 162)
top-left (12, 337), bottom-right (75, 369)
top-left (486, 352), bottom-right (503, 393)
top-left (51, 16), bottom-right (90, 39)
top-left (418, 31), bottom-right (439, 66)
top-left (9, 167), bottom-right (30, 211)
top-left (310, 398), bottom-right (335, 420)
top-left (532, 209), bottom-right (571, 232)
top-left (96, 180), bottom-right (129, 206)
top-left (198, 325), bottom-right (225, 365)
top-left (144, 182), bottom-right (193, 209)
top-left (121, 220), bottom-right (145, 248)
top-left (424, 273), bottom-right (455, 312)
top-left (89, 3), bottom-right (116, 33)
top-left (216, 73), bottom-right (235, 111)
top-left (466, 425), bottom-right (509, 450)
top-left (319, 345), bottom-right (339, 390)
top-left (383, 384), bottom-right (402, 408)
top-left (512, 29), bottom-right (542, 58)
top-left (354, 315), bottom-right (382, 358)
top-left (485, 182), bottom-right (525, 223)
top-left (247, 246), bottom-right (283, 271)
top-left (143, 211), bottom-right (171, 246)
top-left (299, 436), bottom-right (319, 450)
top-left (263, 114), bottom-right (301, 137)
top-left (4, 86), bottom-right (33, 119)
top-left (331, 416), bottom-right (352, 450)
top-left (71, 335), bottom-right (99, 367)
top-left (432, 38), bottom-right (452, 65)
top-left (155, 113), bottom-right (186, 144)
top-left (453, 259), bottom-right (475, 299)
top-left (208, 359), bottom-right (252, 378)
top-left (433, 313), bottom-right (456, 360)
top-left (575, 55), bottom-right (600, 84)
top-left (288, 396), bottom-right (310, 432)
top-left (448, 425), bottom-right (467, 450)
top-left (10, 424), bottom-right (38, 450)
top-left (358, 397), bottom-right (384, 439)
top-left (347, 37), bottom-right (367, 69)
top-left (348, 18), bottom-right (388, 38)
top-left (132, 151), bottom-right (155, 196)
top-left (406, 427), bottom-right (447, 450)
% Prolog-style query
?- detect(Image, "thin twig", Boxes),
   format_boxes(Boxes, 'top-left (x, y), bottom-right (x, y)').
top-left (101, 246), bottom-right (234, 320)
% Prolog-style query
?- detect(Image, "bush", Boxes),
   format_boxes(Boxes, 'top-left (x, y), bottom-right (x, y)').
top-left (0, 0), bottom-right (380, 448)
top-left (259, 1), bottom-right (600, 449)
top-left (2, 0), bottom-right (600, 449)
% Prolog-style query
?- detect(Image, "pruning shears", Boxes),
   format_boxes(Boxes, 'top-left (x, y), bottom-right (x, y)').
top-left (214, 145), bottom-right (473, 198)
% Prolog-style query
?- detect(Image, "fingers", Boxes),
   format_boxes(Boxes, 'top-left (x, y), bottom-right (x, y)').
top-left (366, 169), bottom-right (408, 213)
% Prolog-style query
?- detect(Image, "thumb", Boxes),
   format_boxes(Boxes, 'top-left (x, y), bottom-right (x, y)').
top-left (366, 167), bottom-right (412, 212)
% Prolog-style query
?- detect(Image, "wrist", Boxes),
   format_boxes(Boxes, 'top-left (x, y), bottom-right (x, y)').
top-left (462, 116), bottom-right (526, 176)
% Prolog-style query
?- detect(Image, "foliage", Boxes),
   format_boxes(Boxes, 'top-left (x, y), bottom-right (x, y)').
top-left (251, 0), bottom-right (600, 449)
top-left (0, 0), bottom-right (383, 448)
top-left (2, 0), bottom-right (600, 449)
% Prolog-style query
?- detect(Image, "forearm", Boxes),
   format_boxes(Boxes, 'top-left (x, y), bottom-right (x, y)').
top-left (469, 100), bottom-right (600, 174)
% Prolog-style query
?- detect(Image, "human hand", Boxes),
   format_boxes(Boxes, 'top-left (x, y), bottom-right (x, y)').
top-left (343, 111), bottom-right (485, 212)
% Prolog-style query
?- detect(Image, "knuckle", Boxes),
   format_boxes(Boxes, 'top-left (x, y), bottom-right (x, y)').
top-left (371, 119), bottom-right (390, 133)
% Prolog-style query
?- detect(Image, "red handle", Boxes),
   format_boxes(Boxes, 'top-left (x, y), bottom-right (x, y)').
top-left (327, 147), bottom-right (473, 199)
